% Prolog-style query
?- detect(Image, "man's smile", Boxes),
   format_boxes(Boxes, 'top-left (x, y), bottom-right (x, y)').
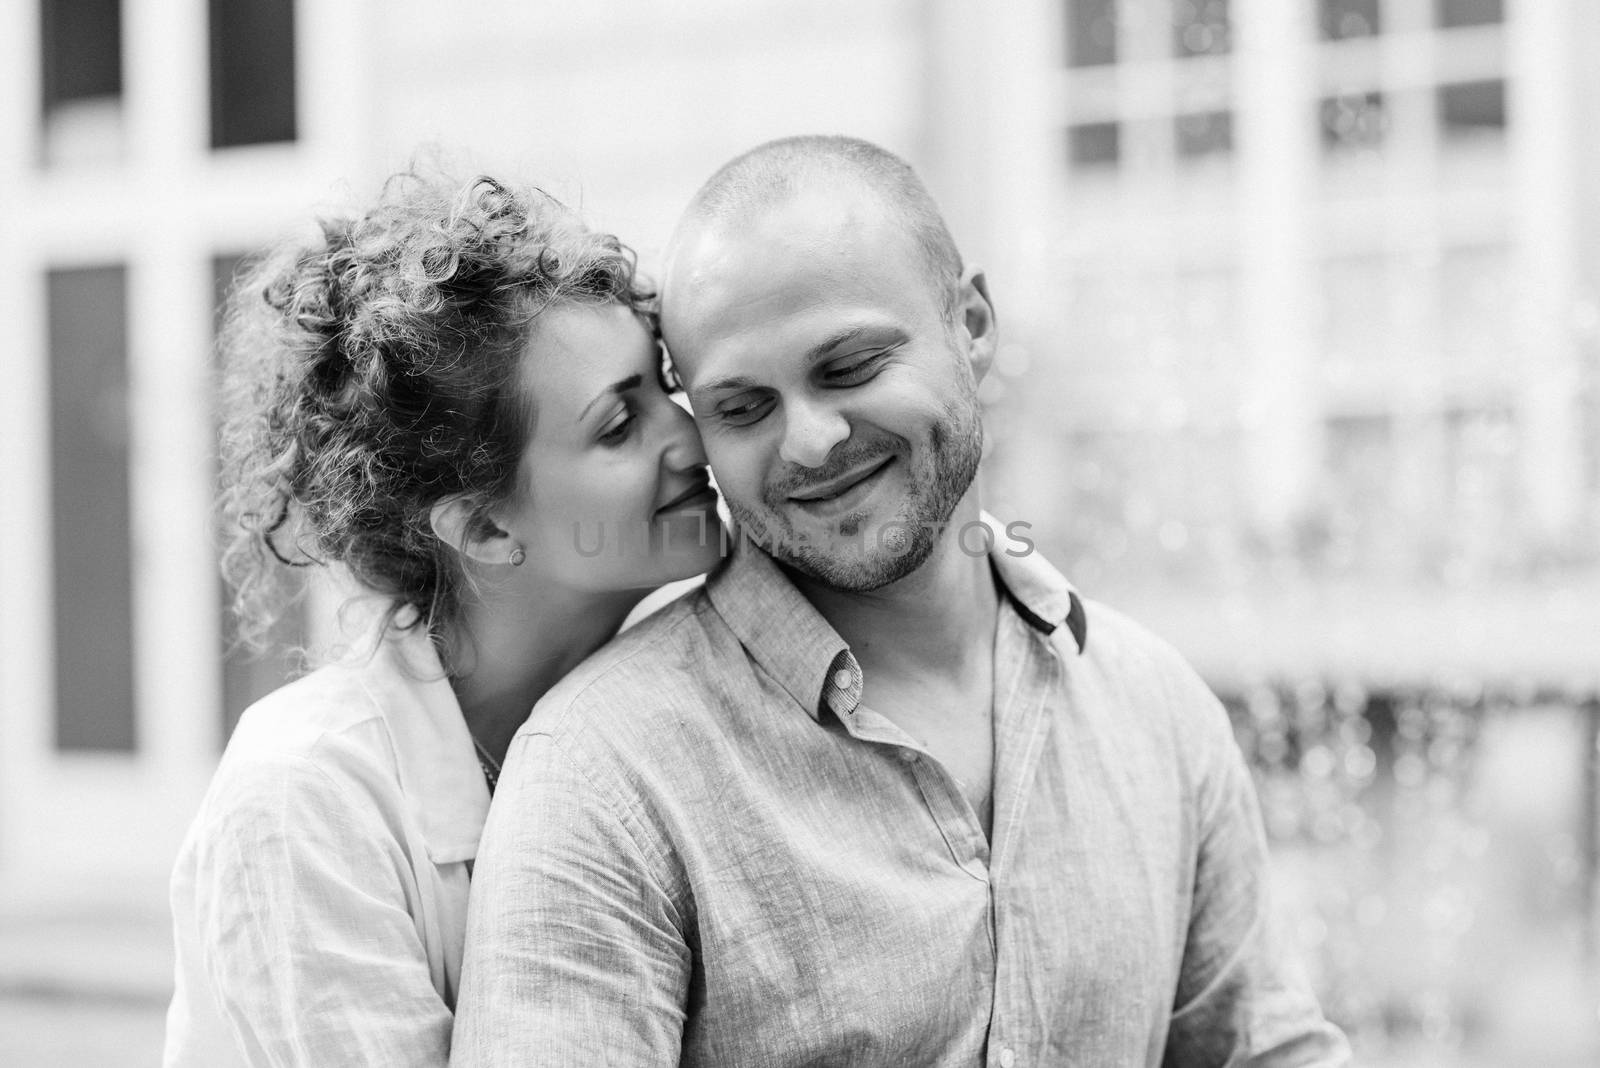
top-left (786, 456), bottom-right (895, 519)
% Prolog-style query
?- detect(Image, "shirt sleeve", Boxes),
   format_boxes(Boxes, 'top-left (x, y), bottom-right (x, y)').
top-left (1164, 685), bottom-right (1353, 1068)
top-left (451, 731), bottom-right (691, 1067)
top-left (184, 752), bottom-right (453, 1067)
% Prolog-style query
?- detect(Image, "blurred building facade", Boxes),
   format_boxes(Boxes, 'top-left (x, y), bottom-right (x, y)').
top-left (0, 6), bottom-right (1595, 1051)
top-left (988, 0), bottom-right (1600, 687)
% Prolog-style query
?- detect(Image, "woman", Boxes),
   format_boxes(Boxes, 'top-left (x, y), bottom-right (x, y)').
top-left (163, 170), bottom-right (723, 1066)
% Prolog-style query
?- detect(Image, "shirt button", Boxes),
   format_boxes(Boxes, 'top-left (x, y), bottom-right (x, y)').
top-left (898, 749), bottom-right (919, 763)
top-left (832, 668), bottom-right (852, 690)
top-left (999, 1048), bottom-right (1016, 1068)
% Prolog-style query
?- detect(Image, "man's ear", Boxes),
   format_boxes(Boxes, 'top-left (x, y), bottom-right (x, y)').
top-left (429, 495), bottom-right (516, 567)
top-left (954, 265), bottom-right (998, 382)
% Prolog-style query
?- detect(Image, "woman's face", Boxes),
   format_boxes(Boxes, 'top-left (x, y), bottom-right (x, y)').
top-left (499, 301), bottom-right (723, 593)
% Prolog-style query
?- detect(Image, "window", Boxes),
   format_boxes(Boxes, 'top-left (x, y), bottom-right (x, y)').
top-left (1320, 91), bottom-right (1388, 153)
top-left (1438, 80), bottom-right (1506, 140)
top-left (39, 0), bottom-right (124, 164)
top-left (48, 266), bottom-right (135, 751)
top-left (1320, 0), bottom-right (1381, 40)
top-left (1437, 0), bottom-right (1502, 29)
top-left (1173, 0), bottom-right (1230, 58)
top-left (212, 255), bottom-right (306, 741)
top-left (1176, 111), bottom-right (1233, 159)
top-left (1066, 0), bottom-right (1118, 68)
top-left (1068, 122), bottom-right (1121, 168)
top-left (209, 0), bottom-right (298, 148)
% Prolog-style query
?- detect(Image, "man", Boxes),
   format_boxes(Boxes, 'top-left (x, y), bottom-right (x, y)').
top-left (453, 135), bottom-right (1350, 1066)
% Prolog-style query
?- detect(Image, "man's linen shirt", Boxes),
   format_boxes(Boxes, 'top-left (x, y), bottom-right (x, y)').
top-left (454, 533), bottom-right (1350, 1067)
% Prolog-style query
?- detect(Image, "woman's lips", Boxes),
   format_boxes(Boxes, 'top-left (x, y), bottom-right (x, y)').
top-left (655, 484), bottom-right (718, 516)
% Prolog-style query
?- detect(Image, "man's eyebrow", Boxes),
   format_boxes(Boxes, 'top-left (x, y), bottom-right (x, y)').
top-left (805, 324), bottom-right (895, 361)
top-left (578, 374), bottom-right (643, 422)
top-left (693, 325), bottom-right (901, 401)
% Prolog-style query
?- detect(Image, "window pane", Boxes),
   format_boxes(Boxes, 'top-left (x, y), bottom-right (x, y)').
top-left (1438, 80), bottom-right (1506, 139)
top-left (1068, 122), bottom-right (1121, 167)
top-left (1437, 0), bottom-right (1502, 29)
top-left (209, 0), bottom-right (298, 148)
top-left (40, 0), bottom-right (122, 108)
top-left (48, 266), bottom-right (135, 752)
top-left (1320, 0), bottom-right (1381, 40)
top-left (212, 254), bottom-right (305, 742)
top-left (1320, 91), bottom-right (1388, 152)
top-left (39, 0), bottom-right (124, 165)
top-left (1066, 0), bottom-right (1118, 67)
top-left (1176, 111), bottom-right (1233, 158)
top-left (1173, 0), bottom-right (1230, 58)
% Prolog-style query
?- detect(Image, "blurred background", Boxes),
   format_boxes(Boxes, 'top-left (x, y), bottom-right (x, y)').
top-left (1, 0), bottom-right (1596, 1064)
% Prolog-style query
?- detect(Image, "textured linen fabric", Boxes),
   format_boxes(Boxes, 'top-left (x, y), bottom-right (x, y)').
top-left (453, 522), bottom-right (1351, 1067)
top-left (165, 626), bottom-right (489, 1068)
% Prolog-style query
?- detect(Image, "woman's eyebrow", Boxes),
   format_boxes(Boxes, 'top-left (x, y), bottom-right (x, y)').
top-left (578, 374), bottom-right (643, 422)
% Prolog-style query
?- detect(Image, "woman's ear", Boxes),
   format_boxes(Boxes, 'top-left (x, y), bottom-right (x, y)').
top-left (429, 496), bottom-right (517, 567)
top-left (954, 265), bottom-right (998, 383)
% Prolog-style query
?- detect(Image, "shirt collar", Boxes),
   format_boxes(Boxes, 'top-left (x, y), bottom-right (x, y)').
top-left (357, 627), bottom-right (490, 864)
top-left (980, 513), bottom-right (1089, 653)
top-left (705, 511), bottom-right (1087, 725)
top-left (706, 535), bottom-right (857, 723)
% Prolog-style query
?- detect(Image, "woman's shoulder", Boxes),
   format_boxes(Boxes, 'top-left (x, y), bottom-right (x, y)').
top-left (200, 660), bottom-right (407, 827)
top-left (229, 659), bottom-right (390, 758)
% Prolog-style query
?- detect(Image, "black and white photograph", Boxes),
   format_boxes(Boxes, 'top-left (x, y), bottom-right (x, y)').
top-left (1, 1), bottom-right (1596, 1065)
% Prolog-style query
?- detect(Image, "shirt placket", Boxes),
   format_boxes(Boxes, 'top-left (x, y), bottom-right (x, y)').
top-left (822, 650), bottom-right (991, 884)
top-left (982, 607), bottom-right (1061, 1068)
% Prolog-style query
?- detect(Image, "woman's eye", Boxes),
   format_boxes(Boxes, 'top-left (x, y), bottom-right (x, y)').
top-left (598, 410), bottom-right (636, 444)
top-left (719, 394), bottom-right (774, 427)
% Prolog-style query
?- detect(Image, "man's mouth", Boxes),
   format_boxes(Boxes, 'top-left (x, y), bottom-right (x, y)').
top-left (787, 456), bottom-right (894, 514)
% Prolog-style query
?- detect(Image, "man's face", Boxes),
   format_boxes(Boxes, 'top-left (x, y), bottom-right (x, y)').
top-left (660, 183), bottom-right (989, 591)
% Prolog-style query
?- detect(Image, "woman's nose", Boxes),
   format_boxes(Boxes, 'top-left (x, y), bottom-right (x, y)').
top-left (662, 398), bottom-right (709, 472)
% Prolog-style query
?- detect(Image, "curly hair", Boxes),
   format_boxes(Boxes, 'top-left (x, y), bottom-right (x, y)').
top-left (217, 169), bottom-right (653, 659)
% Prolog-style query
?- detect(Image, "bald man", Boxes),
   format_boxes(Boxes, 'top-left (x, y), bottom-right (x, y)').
top-left (453, 136), bottom-right (1349, 1068)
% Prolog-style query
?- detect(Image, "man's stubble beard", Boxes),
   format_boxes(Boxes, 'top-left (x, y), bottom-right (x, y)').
top-left (729, 392), bottom-right (984, 593)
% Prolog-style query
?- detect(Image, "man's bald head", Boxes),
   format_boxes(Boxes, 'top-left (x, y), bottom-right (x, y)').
top-left (671, 135), bottom-right (964, 318)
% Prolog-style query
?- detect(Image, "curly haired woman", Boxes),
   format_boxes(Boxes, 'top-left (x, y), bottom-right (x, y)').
top-left (162, 170), bottom-right (723, 1067)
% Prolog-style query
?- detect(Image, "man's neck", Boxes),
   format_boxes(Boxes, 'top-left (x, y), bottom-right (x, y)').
top-left (791, 497), bottom-right (1000, 682)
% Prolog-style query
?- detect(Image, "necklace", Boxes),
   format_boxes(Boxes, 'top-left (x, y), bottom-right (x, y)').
top-left (472, 734), bottom-right (501, 794)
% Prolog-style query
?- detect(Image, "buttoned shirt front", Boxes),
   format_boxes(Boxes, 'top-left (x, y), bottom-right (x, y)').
top-left (454, 526), bottom-right (1350, 1067)
top-left (165, 626), bottom-right (489, 1068)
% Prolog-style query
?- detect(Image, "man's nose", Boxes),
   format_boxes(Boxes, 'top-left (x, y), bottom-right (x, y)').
top-left (777, 396), bottom-right (849, 469)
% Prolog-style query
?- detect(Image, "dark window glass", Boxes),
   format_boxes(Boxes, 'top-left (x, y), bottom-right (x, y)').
top-left (49, 265), bottom-right (135, 752)
top-left (1068, 122), bottom-right (1121, 167)
top-left (1173, 0), bottom-right (1230, 58)
top-left (1320, 91), bottom-right (1388, 151)
top-left (209, 0), bottom-right (297, 148)
top-left (1067, 0), bottom-right (1118, 67)
top-left (1320, 0), bottom-right (1381, 40)
top-left (1176, 111), bottom-right (1233, 157)
top-left (40, 0), bottom-right (122, 109)
top-left (1437, 0), bottom-right (1502, 29)
top-left (1438, 80), bottom-right (1506, 138)
top-left (212, 254), bottom-right (305, 742)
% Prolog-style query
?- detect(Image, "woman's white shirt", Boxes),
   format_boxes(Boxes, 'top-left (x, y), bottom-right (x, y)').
top-left (163, 628), bottom-right (489, 1067)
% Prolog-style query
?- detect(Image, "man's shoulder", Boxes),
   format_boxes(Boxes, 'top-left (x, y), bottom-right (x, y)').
top-left (527, 586), bottom-right (740, 737)
top-left (1068, 595), bottom-right (1226, 729)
